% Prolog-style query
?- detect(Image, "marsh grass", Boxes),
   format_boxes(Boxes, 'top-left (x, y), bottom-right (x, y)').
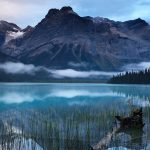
top-left (0, 101), bottom-right (150, 150)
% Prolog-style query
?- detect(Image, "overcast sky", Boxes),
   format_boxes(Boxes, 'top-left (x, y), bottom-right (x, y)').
top-left (0, 0), bottom-right (150, 28)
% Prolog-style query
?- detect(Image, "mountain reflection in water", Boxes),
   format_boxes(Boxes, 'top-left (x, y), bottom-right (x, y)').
top-left (0, 83), bottom-right (150, 150)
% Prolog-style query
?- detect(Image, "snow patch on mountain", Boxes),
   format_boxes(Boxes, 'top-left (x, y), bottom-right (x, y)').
top-left (68, 62), bottom-right (88, 68)
top-left (5, 30), bottom-right (24, 43)
top-left (93, 17), bottom-right (111, 24)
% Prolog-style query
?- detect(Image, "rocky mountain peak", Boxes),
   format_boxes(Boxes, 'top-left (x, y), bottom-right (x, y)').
top-left (22, 25), bottom-right (33, 32)
top-left (0, 21), bottom-right (21, 46)
top-left (46, 8), bottom-right (60, 18)
top-left (45, 6), bottom-right (77, 19)
top-left (60, 6), bottom-right (78, 16)
top-left (124, 18), bottom-right (149, 29)
top-left (60, 6), bottom-right (73, 12)
top-left (136, 18), bottom-right (148, 24)
top-left (1, 7), bottom-right (150, 72)
top-left (0, 20), bottom-right (20, 32)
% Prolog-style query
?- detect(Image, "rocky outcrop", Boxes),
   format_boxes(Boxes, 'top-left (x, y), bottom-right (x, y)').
top-left (124, 18), bottom-right (149, 29)
top-left (21, 25), bottom-right (33, 32)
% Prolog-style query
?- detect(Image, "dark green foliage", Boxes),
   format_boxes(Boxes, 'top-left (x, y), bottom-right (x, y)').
top-left (109, 68), bottom-right (150, 84)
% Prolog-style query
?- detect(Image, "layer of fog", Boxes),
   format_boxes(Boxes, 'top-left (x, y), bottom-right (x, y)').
top-left (68, 61), bottom-right (88, 68)
top-left (50, 69), bottom-right (117, 78)
top-left (122, 62), bottom-right (150, 72)
top-left (0, 62), bottom-right (40, 74)
top-left (0, 62), bottom-right (118, 78)
top-left (1, 61), bottom-right (150, 79)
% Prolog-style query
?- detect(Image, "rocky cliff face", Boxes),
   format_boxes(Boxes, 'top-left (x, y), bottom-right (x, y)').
top-left (0, 6), bottom-right (150, 71)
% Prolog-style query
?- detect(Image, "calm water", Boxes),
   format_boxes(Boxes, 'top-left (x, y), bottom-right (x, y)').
top-left (0, 83), bottom-right (150, 150)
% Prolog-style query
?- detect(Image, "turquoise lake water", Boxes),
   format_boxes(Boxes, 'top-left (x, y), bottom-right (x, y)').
top-left (0, 83), bottom-right (150, 150)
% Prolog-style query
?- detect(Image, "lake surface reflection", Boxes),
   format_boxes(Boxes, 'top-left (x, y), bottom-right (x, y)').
top-left (0, 83), bottom-right (150, 150)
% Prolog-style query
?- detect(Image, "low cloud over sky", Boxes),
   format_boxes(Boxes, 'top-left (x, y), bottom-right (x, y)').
top-left (0, 0), bottom-right (150, 28)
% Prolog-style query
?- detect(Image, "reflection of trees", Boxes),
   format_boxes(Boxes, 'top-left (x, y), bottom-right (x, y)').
top-left (110, 85), bottom-right (150, 99)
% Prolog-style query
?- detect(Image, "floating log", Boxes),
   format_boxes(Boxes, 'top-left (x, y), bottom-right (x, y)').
top-left (92, 127), bottom-right (118, 150)
top-left (91, 108), bottom-right (144, 150)
top-left (115, 108), bottom-right (144, 128)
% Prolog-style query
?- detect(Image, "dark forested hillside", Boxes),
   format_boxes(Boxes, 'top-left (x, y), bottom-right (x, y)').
top-left (109, 69), bottom-right (150, 84)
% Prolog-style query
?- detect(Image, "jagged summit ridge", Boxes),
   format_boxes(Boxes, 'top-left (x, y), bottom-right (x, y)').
top-left (124, 18), bottom-right (149, 29)
top-left (46, 6), bottom-right (78, 18)
top-left (60, 6), bottom-right (73, 12)
top-left (0, 6), bottom-right (150, 71)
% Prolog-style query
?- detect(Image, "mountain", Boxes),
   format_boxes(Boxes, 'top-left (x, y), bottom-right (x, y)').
top-left (0, 21), bottom-right (20, 46)
top-left (0, 6), bottom-right (150, 81)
